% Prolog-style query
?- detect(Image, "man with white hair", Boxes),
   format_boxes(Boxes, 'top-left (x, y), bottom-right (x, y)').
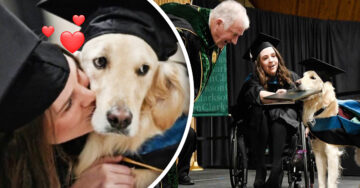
top-left (163, 0), bottom-right (249, 100)
top-left (162, 1), bottom-right (250, 185)
top-left (209, 0), bottom-right (250, 49)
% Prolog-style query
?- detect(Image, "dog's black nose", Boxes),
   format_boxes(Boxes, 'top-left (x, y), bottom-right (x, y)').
top-left (106, 106), bottom-right (132, 130)
top-left (295, 80), bottom-right (301, 87)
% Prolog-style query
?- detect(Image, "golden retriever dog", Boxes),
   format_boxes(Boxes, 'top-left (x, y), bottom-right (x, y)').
top-left (296, 71), bottom-right (343, 188)
top-left (74, 33), bottom-right (190, 188)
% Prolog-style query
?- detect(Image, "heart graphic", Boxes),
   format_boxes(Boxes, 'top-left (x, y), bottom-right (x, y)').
top-left (60, 31), bottom-right (85, 53)
top-left (73, 15), bottom-right (85, 26)
top-left (42, 26), bottom-right (54, 37)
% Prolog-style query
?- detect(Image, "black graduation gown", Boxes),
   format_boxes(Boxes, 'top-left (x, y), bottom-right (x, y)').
top-left (237, 71), bottom-right (300, 130)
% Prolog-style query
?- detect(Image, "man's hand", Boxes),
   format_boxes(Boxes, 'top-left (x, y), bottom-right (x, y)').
top-left (72, 155), bottom-right (135, 188)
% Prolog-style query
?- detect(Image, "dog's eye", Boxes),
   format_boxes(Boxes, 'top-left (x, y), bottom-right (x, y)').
top-left (136, 64), bottom-right (150, 76)
top-left (310, 76), bottom-right (316, 80)
top-left (93, 57), bottom-right (107, 69)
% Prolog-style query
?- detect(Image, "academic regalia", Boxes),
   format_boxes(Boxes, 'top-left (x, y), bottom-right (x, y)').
top-left (241, 72), bottom-right (300, 130)
top-left (240, 33), bottom-right (300, 130)
top-left (39, 0), bottom-right (186, 181)
top-left (0, 4), bottom-right (69, 132)
top-left (310, 100), bottom-right (360, 147)
top-left (161, 3), bottom-right (221, 101)
top-left (298, 58), bottom-right (359, 147)
top-left (38, 0), bottom-right (178, 61)
top-left (243, 33), bottom-right (280, 62)
top-left (0, 4), bottom-right (73, 187)
top-left (239, 72), bottom-right (300, 188)
top-left (239, 33), bottom-right (300, 188)
top-left (299, 57), bottom-right (345, 82)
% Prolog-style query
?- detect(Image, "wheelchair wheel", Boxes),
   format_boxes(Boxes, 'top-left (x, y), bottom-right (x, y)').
top-left (306, 137), bottom-right (315, 187)
top-left (301, 125), bottom-right (315, 188)
top-left (229, 124), bottom-right (247, 188)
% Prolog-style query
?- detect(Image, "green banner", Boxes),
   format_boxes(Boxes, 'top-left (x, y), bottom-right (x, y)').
top-left (192, 47), bottom-right (228, 117)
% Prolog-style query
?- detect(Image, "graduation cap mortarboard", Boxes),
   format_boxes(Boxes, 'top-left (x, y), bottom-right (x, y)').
top-left (243, 33), bottom-right (280, 62)
top-left (38, 0), bottom-right (178, 61)
top-left (299, 57), bottom-right (345, 82)
top-left (0, 4), bottom-right (69, 132)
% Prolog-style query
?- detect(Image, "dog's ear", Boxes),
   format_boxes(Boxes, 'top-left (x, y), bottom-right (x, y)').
top-left (145, 61), bottom-right (189, 131)
top-left (73, 51), bottom-right (81, 59)
top-left (322, 81), bottom-right (336, 106)
top-left (73, 51), bottom-right (84, 68)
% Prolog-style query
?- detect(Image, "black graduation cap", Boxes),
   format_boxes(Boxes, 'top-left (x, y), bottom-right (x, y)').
top-left (243, 33), bottom-right (280, 62)
top-left (38, 0), bottom-right (178, 61)
top-left (299, 57), bottom-right (345, 82)
top-left (0, 4), bottom-right (69, 132)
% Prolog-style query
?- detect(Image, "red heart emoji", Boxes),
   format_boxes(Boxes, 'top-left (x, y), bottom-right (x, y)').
top-left (60, 31), bottom-right (85, 53)
top-left (73, 15), bottom-right (85, 26)
top-left (42, 26), bottom-right (54, 37)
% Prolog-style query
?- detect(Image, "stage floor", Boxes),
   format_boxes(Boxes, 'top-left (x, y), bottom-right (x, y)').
top-left (179, 168), bottom-right (360, 188)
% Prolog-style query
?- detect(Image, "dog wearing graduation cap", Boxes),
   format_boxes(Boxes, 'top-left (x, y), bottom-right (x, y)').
top-left (39, 1), bottom-right (190, 187)
top-left (297, 58), bottom-right (348, 188)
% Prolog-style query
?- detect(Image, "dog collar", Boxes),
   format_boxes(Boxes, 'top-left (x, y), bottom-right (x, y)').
top-left (314, 107), bottom-right (326, 117)
top-left (306, 106), bottom-right (327, 127)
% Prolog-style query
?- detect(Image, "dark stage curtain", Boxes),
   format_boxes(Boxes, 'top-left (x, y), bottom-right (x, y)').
top-left (197, 7), bottom-right (360, 168)
top-left (192, 0), bottom-right (220, 9)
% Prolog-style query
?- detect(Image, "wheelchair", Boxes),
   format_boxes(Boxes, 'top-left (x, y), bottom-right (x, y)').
top-left (229, 111), bottom-right (316, 188)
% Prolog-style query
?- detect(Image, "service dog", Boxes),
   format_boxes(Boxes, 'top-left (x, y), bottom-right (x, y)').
top-left (296, 71), bottom-right (343, 188)
top-left (74, 33), bottom-right (190, 188)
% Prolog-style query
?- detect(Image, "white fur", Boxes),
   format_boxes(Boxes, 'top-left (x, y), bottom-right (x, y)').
top-left (75, 34), bottom-right (189, 188)
top-left (298, 71), bottom-right (343, 188)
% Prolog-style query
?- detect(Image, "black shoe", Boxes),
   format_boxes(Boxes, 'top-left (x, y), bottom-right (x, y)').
top-left (178, 175), bottom-right (195, 185)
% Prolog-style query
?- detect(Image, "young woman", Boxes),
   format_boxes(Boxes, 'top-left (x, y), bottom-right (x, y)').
top-left (0, 5), bottom-right (134, 188)
top-left (241, 33), bottom-right (300, 188)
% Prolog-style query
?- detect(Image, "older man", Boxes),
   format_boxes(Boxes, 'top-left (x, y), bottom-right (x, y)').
top-left (163, 0), bottom-right (249, 100)
top-left (162, 0), bottom-right (250, 185)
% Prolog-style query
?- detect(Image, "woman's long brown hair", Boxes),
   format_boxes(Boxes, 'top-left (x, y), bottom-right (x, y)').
top-left (254, 47), bottom-right (293, 90)
top-left (0, 115), bottom-right (60, 188)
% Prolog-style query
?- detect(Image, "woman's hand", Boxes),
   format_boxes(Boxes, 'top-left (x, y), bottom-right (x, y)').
top-left (305, 127), bottom-right (310, 138)
top-left (71, 155), bottom-right (135, 188)
top-left (275, 89), bottom-right (287, 94)
top-left (260, 89), bottom-right (287, 104)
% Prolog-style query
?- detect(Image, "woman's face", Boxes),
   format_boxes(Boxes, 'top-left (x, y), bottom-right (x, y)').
top-left (259, 47), bottom-right (278, 76)
top-left (45, 55), bottom-right (95, 144)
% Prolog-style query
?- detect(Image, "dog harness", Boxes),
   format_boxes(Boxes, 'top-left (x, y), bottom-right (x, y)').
top-left (309, 100), bottom-right (360, 147)
top-left (121, 115), bottom-right (187, 171)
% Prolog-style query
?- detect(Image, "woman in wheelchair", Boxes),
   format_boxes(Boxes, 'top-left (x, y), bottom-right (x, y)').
top-left (241, 33), bottom-right (301, 188)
